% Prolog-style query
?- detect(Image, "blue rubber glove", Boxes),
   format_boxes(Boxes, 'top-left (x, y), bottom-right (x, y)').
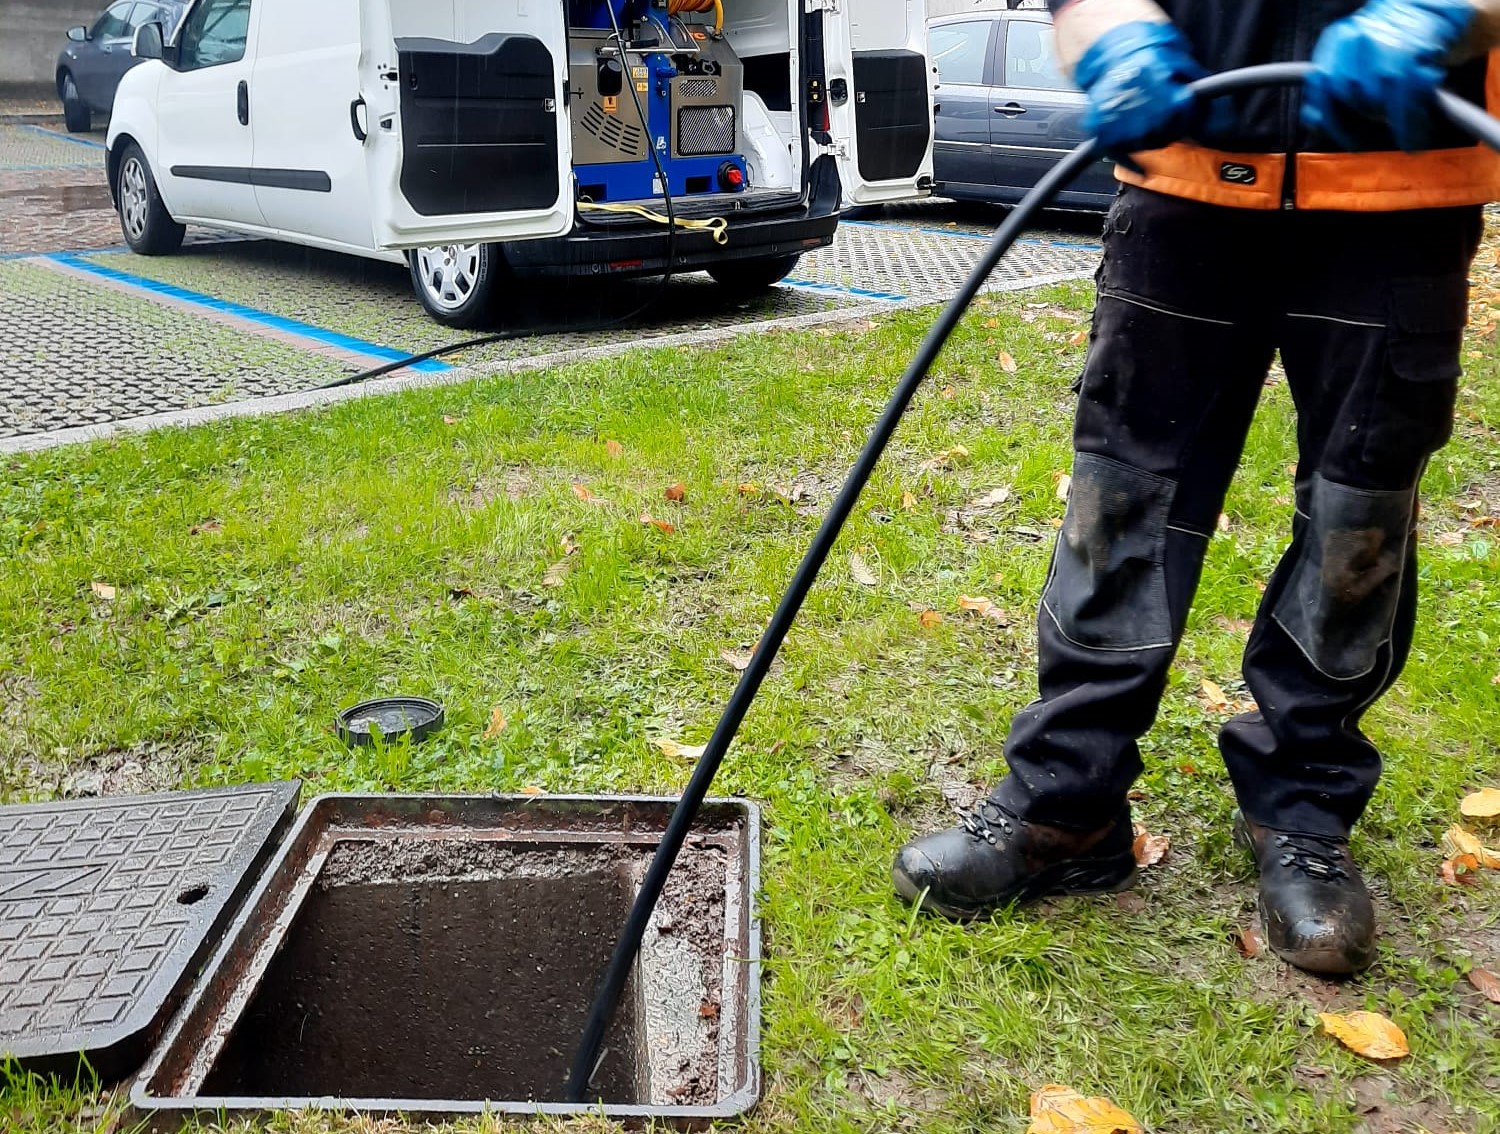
top-left (1303, 0), bottom-right (1478, 152)
top-left (1074, 21), bottom-right (1207, 160)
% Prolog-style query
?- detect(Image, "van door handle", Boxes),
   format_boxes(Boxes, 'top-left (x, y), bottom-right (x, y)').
top-left (350, 97), bottom-right (368, 142)
top-left (237, 80), bottom-right (249, 126)
top-left (996, 102), bottom-right (1027, 116)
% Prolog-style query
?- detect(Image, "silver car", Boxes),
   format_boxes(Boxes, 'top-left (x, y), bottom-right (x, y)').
top-left (57, 1), bottom-right (187, 133)
top-left (929, 9), bottom-right (1117, 209)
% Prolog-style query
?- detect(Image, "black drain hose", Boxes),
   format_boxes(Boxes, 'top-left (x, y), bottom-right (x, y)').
top-left (565, 62), bottom-right (1500, 1101)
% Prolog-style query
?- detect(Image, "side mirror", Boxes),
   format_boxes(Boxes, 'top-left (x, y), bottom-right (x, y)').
top-left (66, 25), bottom-right (88, 42)
top-left (132, 22), bottom-right (164, 60)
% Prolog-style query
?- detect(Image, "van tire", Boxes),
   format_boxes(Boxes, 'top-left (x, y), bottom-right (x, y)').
top-left (706, 254), bottom-right (801, 297)
top-left (61, 73), bottom-right (92, 134)
top-left (116, 143), bottom-right (185, 255)
top-left (408, 243), bottom-right (507, 328)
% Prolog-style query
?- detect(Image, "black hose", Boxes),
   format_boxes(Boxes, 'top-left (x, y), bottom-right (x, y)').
top-left (564, 61), bottom-right (1500, 1101)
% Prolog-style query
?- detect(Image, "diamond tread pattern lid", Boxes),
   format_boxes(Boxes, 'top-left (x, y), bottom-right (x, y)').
top-left (0, 781), bottom-right (300, 1079)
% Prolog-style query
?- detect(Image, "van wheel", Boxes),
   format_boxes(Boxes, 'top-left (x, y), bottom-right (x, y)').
top-left (116, 143), bottom-right (184, 255)
top-left (706, 254), bottom-right (801, 297)
top-left (409, 243), bottom-right (506, 328)
top-left (61, 73), bottom-right (91, 134)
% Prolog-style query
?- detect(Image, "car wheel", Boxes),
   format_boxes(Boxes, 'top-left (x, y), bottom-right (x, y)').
top-left (706, 253), bottom-right (801, 297)
top-left (116, 143), bottom-right (185, 255)
top-left (60, 72), bottom-right (91, 134)
top-left (408, 243), bottom-right (506, 328)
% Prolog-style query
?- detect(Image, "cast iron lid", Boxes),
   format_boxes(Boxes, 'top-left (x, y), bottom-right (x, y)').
top-left (0, 781), bottom-right (300, 1080)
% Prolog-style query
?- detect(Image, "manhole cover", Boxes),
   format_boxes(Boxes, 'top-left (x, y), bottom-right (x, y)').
top-left (0, 781), bottom-right (300, 1079)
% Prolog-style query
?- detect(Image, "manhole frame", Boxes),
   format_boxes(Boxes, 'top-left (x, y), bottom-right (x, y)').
top-left (129, 792), bottom-right (761, 1126)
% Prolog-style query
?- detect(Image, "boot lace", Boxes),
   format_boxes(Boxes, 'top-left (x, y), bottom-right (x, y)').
top-left (960, 801), bottom-right (1015, 846)
top-left (1273, 832), bottom-right (1348, 881)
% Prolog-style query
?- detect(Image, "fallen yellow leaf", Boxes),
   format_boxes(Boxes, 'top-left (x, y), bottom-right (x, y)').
top-left (1067, 327), bottom-right (1089, 347)
top-left (1200, 679), bottom-right (1230, 710)
top-left (605, 439), bottom-right (624, 458)
top-left (998, 350), bottom-right (1019, 374)
top-left (901, 491), bottom-right (918, 511)
top-left (1442, 824), bottom-right (1500, 869)
top-left (1439, 853), bottom-right (1481, 886)
top-left (957, 595), bottom-right (1007, 624)
top-left (654, 738), bottom-right (708, 761)
top-left (442, 415), bottom-right (459, 425)
top-left (1467, 967), bottom-right (1500, 1003)
top-left (1028, 1084), bottom-right (1142, 1134)
top-left (1460, 788), bottom-right (1500, 820)
top-left (641, 512), bottom-right (676, 534)
top-left (970, 486), bottom-right (1013, 509)
top-left (1317, 1011), bottom-right (1409, 1060)
top-left (1235, 923), bottom-right (1265, 958)
top-left (90, 581), bottom-right (116, 600)
top-left (919, 610), bottom-right (943, 629)
top-left (920, 444), bottom-right (970, 471)
top-left (542, 558), bottom-right (571, 587)
top-left (483, 707), bottom-right (506, 740)
top-left (737, 482), bottom-right (761, 497)
top-left (1055, 472), bottom-right (1072, 501)
top-left (720, 648), bottom-right (753, 672)
top-left (518, 784), bottom-right (545, 796)
top-left (939, 384), bottom-right (958, 400)
top-left (571, 482), bottom-right (594, 501)
top-left (664, 482), bottom-right (687, 503)
top-left (850, 552), bottom-right (878, 587)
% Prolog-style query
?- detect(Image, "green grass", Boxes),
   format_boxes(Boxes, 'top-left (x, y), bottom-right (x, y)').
top-left (3, 279), bottom-right (1499, 1134)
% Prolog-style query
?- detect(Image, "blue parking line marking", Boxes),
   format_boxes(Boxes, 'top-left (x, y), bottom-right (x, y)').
top-left (842, 217), bottom-right (1102, 252)
top-left (783, 278), bottom-right (906, 303)
top-left (44, 252), bottom-right (451, 373)
top-left (19, 124), bottom-right (107, 151)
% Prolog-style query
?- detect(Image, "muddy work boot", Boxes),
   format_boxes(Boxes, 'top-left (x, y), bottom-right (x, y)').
top-left (1234, 814), bottom-right (1376, 975)
top-left (892, 801), bottom-right (1137, 920)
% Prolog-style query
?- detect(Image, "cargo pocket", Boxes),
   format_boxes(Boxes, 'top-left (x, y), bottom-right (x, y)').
top-left (1271, 474), bottom-right (1415, 681)
top-left (1361, 276), bottom-right (1467, 476)
top-left (1041, 452), bottom-right (1175, 651)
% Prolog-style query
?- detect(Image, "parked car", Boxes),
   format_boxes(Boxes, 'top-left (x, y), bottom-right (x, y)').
top-left (57, 2), bottom-right (187, 133)
top-left (105, 0), bottom-right (935, 327)
top-left (928, 8), bottom-right (1115, 209)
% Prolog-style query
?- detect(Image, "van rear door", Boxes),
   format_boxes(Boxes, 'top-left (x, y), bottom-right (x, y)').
top-left (824, 0), bottom-right (935, 205)
top-left (358, 0), bottom-right (572, 248)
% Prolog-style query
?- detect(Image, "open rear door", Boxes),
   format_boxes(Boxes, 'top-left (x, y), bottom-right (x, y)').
top-left (359, 0), bottom-right (573, 248)
top-left (824, 0), bottom-right (935, 205)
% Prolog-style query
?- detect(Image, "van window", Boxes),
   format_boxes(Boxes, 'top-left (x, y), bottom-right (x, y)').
top-left (1003, 20), bottom-right (1072, 92)
top-left (177, 0), bottom-right (252, 69)
top-left (930, 22), bottom-right (990, 87)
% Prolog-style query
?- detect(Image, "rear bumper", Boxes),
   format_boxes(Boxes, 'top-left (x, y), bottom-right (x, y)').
top-left (503, 155), bottom-right (842, 279)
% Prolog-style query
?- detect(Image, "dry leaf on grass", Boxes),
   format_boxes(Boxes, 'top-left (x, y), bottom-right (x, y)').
top-left (605, 439), bottom-right (624, 458)
top-left (1317, 1011), bottom-right (1409, 1060)
top-left (850, 552), bottom-right (878, 587)
top-left (1442, 824), bottom-right (1500, 869)
top-left (640, 512), bottom-right (676, 534)
top-left (571, 482), bottom-right (594, 501)
top-left (919, 610), bottom-right (943, 629)
top-left (188, 520), bottom-right (221, 535)
top-left (1235, 924), bottom-right (1265, 958)
top-left (664, 482), bottom-right (687, 502)
top-left (1200, 678), bottom-right (1229, 709)
top-left (957, 595), bottom-right (1007, 624)
top-left (90, 581), bottom-right (116, 600)
top-left (1131, 823), bottom-right (1170, 868)
top-left (737, 482), bottom-right (761, 497)
top-left (720, 648), bottom-right (753, 672)
top-left (1467, 967), bottom-right (1500, 1002)
top-left (542, 559), bottom-right (571, 587)
top-left (518, 784), bottom-right (545, 796)
top-left (1439, 853), bottom-right (1482, 886)
top-left (482, 707), bottom-right (506, 740)
top-left (901, 491), bottom-right (917, 511)
top-left (970, 486), bottom-right (1013, 509)
top-left (998, 350), bottom-right (1019, 374)
top-left (1027, 1084), bottom-right (1142, 1134)
top-left (1055, 472), bottom-right (1072, 501)
top-left (1460, 788), bottom-right (1500, 820)
top-left (1068, 327), bottom-right (1089, 347)
top-left (654, 738), bottom-right (708, 761)
top-left (920, 444), bottom-right (970, 471)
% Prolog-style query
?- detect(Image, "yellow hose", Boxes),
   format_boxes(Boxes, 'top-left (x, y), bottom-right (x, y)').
top-left (578, 200), bottom-right (729, 244)
top-left (666, 0), bottom-right (723, 33)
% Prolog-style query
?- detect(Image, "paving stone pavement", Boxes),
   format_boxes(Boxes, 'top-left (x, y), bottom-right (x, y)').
top-left (0, 122), bottom-right (1102, 447)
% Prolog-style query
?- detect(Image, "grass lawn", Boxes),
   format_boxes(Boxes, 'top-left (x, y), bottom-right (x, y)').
top-left (3, 262), bottom-right (1499, 1133)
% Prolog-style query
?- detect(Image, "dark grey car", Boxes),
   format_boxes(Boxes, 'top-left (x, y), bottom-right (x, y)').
top-left (929, 10), bottom-right (1116, 209)
top-left (56, 1), bottom-right (185, 133)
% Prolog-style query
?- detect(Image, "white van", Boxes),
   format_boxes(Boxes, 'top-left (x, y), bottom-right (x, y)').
top-left (106, 0), bottom-right (935, 326)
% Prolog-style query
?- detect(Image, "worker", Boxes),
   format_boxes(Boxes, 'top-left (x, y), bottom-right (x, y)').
top-left (893, 0), bottom-right (1500, 975)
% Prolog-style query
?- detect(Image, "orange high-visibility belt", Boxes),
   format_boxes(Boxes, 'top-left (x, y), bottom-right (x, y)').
top-left (1117, 51), bottom-right (1500, 211)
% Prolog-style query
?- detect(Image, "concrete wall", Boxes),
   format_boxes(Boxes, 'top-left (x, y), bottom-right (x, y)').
top-left (0, 0), bottom-right (104, 93)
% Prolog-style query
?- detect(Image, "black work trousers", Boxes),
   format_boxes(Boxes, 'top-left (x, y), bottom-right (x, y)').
top-left (991, 185), bottom-right (1483, 839)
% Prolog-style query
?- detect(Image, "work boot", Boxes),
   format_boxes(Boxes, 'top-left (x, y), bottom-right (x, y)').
top-left (892, 801), bottom-right (1137, 920)
top-left (1234, 814), bottom-right (1376, 975)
